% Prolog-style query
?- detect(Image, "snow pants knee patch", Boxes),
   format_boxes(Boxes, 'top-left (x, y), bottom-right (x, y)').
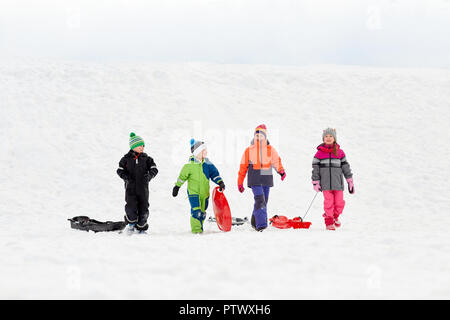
top-left (188, 192), bottom-right (209, 233)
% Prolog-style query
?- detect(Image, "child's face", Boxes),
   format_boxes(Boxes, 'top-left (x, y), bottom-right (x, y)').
top-left (196, 149), bottom-right (207, 160)
top-left (133, 145), bottom-right (144, 153)
top-left (323, 135), bottom-right (335, 145)
top-left (254, 133), bottom-right (266, 141)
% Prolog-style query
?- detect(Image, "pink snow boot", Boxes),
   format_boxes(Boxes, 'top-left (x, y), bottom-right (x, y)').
top-left (334, 216), bottom-right (341, 228)
top-left (324, 214), bottom-right (335, 230)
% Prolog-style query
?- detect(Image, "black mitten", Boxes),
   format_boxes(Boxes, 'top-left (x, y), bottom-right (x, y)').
top-left (172, 185), bottom-right (180, 197)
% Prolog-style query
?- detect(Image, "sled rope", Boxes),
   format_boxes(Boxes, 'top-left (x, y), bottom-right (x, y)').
top-left (302, 192), bottom-right (319, 221)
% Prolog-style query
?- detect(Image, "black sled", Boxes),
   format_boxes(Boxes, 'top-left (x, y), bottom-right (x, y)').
top-left (68, 216), bottom-right (126, 233)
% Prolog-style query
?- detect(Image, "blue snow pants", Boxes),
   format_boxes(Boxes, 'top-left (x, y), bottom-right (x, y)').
top-left (251, 185), bottom-right (271, 230)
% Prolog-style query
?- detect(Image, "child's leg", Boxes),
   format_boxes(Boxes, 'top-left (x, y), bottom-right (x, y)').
top-left (190, 216), bottom-right (204, 233)
top-left (124, 193), bottom-right (138, 225)
top-left (323, 191), bottom-right (336, 226)
top-left (263, 186), bottom-right (270, 205)
top-left (251, 185), bottom-right (268, 230)
top-left (188, 193), bottom-right (206, 234)
top-left (263, 186), bottom-right (271, 223)
top-left (333, 190), bottom-right (345, 219)
top-left (136, 192), bottom-right (150, 231)
top-left (204, 197), bottom-right (209, 213)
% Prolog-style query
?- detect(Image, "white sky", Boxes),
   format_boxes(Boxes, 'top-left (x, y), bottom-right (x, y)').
top-left (1, 0), bottom-right (449, 67)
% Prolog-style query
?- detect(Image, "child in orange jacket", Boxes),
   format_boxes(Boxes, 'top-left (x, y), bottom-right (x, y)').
top-left (238, 124), bottom-right (286, 231)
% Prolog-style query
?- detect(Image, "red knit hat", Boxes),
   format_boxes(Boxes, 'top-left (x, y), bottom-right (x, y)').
top-left (255, 124), bottom-right (267, 137)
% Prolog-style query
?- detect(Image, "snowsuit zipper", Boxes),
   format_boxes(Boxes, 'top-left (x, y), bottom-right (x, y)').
top-left (329, 153), bottom-right (332, 190)
top-left (260, 141), bottom-right (263, 169)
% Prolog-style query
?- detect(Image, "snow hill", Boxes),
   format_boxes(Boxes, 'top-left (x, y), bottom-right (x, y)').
top-left (0, 58), bottom-right (449, 299)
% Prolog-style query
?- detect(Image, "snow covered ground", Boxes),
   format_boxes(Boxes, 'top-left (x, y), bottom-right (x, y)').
top-left (0, 58), bottom-right (449, 299)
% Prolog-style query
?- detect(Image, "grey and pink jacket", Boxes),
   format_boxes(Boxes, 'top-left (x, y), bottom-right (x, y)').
top-left (312, 143), bottom-right (353, 191)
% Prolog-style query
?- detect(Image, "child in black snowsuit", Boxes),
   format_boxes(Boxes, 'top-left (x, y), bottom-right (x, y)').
top-left (117, 132), bottom-right (158, 233)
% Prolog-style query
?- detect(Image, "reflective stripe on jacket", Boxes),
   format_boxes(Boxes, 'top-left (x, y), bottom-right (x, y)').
top-left (311, 143), bottom-right (352, 191)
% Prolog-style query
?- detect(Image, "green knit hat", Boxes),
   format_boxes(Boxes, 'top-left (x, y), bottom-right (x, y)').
top-left (129, 132), bottom-right (145, 149)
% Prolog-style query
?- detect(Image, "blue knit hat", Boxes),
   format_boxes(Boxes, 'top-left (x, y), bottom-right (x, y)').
top-left (129, 132), bottom-right (145, 149)
top-left (190, 138), bottom-right (206, 156)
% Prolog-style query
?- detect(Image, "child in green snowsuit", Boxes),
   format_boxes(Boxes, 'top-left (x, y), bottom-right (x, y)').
top-left (172, 139), bottom-right (225, 234)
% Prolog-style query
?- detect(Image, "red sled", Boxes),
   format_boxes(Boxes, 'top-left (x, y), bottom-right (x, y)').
top-left (212, 187), bottom-right (232, 232)
top-left (269, 215), bottom-right (312, 229)
top-left (269, 215), bottom-right (291, 229)
top-left (290, 217), bottom-right (312, 229)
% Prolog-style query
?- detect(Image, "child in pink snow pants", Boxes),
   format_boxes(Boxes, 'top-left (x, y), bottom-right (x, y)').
top-left (311, 128), bottom-right (354, 230)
